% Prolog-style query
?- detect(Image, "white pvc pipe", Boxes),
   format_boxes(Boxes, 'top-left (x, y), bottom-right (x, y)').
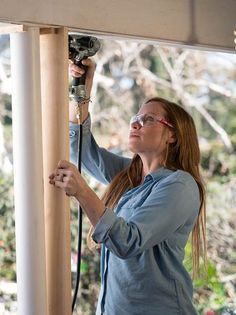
top-left (10, 28), bottom-right (48, 315)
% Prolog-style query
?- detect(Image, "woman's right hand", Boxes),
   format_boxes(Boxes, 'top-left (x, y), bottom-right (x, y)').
top-left (69, 58), bottom-right (96, 123)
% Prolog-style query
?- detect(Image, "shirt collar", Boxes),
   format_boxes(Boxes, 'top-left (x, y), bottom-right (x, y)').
top-left (143, 167), bottom-right (175, 182)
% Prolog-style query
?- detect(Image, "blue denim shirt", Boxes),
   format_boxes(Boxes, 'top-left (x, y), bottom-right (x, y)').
top-left (70, 116), bottom-right (200, 315)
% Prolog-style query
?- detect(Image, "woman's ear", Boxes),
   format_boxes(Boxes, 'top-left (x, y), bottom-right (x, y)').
top-left (167, 130), bottom-right (176, 144)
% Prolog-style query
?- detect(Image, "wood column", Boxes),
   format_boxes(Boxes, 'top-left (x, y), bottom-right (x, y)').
top-left (40, 27), bottom-right (71, 315)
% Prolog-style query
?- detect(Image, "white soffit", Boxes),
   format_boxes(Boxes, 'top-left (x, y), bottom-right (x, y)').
top-left (0, 0), bottom-right (235, 52)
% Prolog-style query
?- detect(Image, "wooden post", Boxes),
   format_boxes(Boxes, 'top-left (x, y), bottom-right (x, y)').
top-left (40, 27), bottom-right (71, 315)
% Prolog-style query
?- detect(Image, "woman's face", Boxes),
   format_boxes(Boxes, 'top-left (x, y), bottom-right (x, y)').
top-left (128, 101), bottom-right (175, 158)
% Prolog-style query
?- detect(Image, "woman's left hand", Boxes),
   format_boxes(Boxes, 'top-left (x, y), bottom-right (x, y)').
top-left (49, 160), bottom-right (85, 198)
top-left (49, 160), bottom-right (106, 227)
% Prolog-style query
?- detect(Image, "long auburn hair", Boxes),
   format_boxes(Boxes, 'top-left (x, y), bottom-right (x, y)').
top-left (101, 97), bottom-right (206, 278)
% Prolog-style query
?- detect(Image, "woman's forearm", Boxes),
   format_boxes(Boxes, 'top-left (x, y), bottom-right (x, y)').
top-left (69, 100), bottom-right (89, 124)
top-left (75, 181), bottom-right (106, 227)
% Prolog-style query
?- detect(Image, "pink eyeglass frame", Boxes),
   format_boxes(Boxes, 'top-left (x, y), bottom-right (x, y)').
top-left (130, 114), bottom-right (174, 128)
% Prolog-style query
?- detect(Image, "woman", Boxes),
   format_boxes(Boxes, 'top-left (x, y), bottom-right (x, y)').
top-left (49, 59), bottom-right (206, 315)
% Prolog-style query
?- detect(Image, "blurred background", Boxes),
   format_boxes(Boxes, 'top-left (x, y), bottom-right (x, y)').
top-left (0, 35), bottom-right (236, 315)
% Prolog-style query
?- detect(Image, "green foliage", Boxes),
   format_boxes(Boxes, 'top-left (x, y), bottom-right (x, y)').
top-left (70, 198), bottom-right (100, 315)
top-left (0, 170), bottom-right (16, 281)
top-left (1, 93), bottom-right (12, 125)
top-left (201, 147), bottom-right (236, 180)
top-left (184, 178), bottom-right (236, 315)
top-left (184, 242), bottom-right (228, 314)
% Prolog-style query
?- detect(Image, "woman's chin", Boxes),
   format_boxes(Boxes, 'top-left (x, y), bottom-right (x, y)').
top-left (128, 142), bottom-right (139, 153)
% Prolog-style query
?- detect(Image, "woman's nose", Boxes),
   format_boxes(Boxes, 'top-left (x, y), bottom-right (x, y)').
top-left (130, 121), bottom-right (141, 130)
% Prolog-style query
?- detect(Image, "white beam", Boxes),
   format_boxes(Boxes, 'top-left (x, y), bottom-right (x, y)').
top-left (1, 0), bottom-right (236, 52)
top-left (10, 28), bottom-right (48, 315)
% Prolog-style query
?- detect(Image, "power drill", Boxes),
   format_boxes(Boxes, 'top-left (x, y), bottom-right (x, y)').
top-left (68, 34), bottom-right (101, 103)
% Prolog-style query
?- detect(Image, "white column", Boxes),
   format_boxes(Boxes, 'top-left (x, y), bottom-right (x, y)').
top-left (10, 28), bottom-right (48, 315)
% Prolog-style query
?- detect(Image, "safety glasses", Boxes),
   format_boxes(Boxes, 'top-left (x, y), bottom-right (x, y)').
top-left (130, 113), bottom-right (174, 128)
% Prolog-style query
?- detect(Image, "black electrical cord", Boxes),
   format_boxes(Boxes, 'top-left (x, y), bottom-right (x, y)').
top-left (72, 123), bottom-right (83, 313)
top-left (69, 34), bottom-right (100, 313)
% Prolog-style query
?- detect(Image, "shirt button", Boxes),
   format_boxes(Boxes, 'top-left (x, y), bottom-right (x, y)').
top-left (69, 130), bottom-right (76, 137)
top-left (144, 175), bottom-right (152, 182)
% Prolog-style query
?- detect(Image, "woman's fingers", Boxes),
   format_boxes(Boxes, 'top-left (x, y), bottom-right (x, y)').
top-left (81, 58), bottom-right (94, 67)
top-left (69, 63), bottom-right (85, 77)
top-left (53, 172), bottom-right (78, 197)
top-left (49, 160), bottom-right (80, 197)
top-left (54, 169), bottom-right (71, 182)
top-left (69, 66), bottom-right (81, 77)
top-left (49, 173), bottom-right (55, 179)
top-left (69, 58), bottom-right (95, 78)
top-left (57, 159), bottom-right (72, 169)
